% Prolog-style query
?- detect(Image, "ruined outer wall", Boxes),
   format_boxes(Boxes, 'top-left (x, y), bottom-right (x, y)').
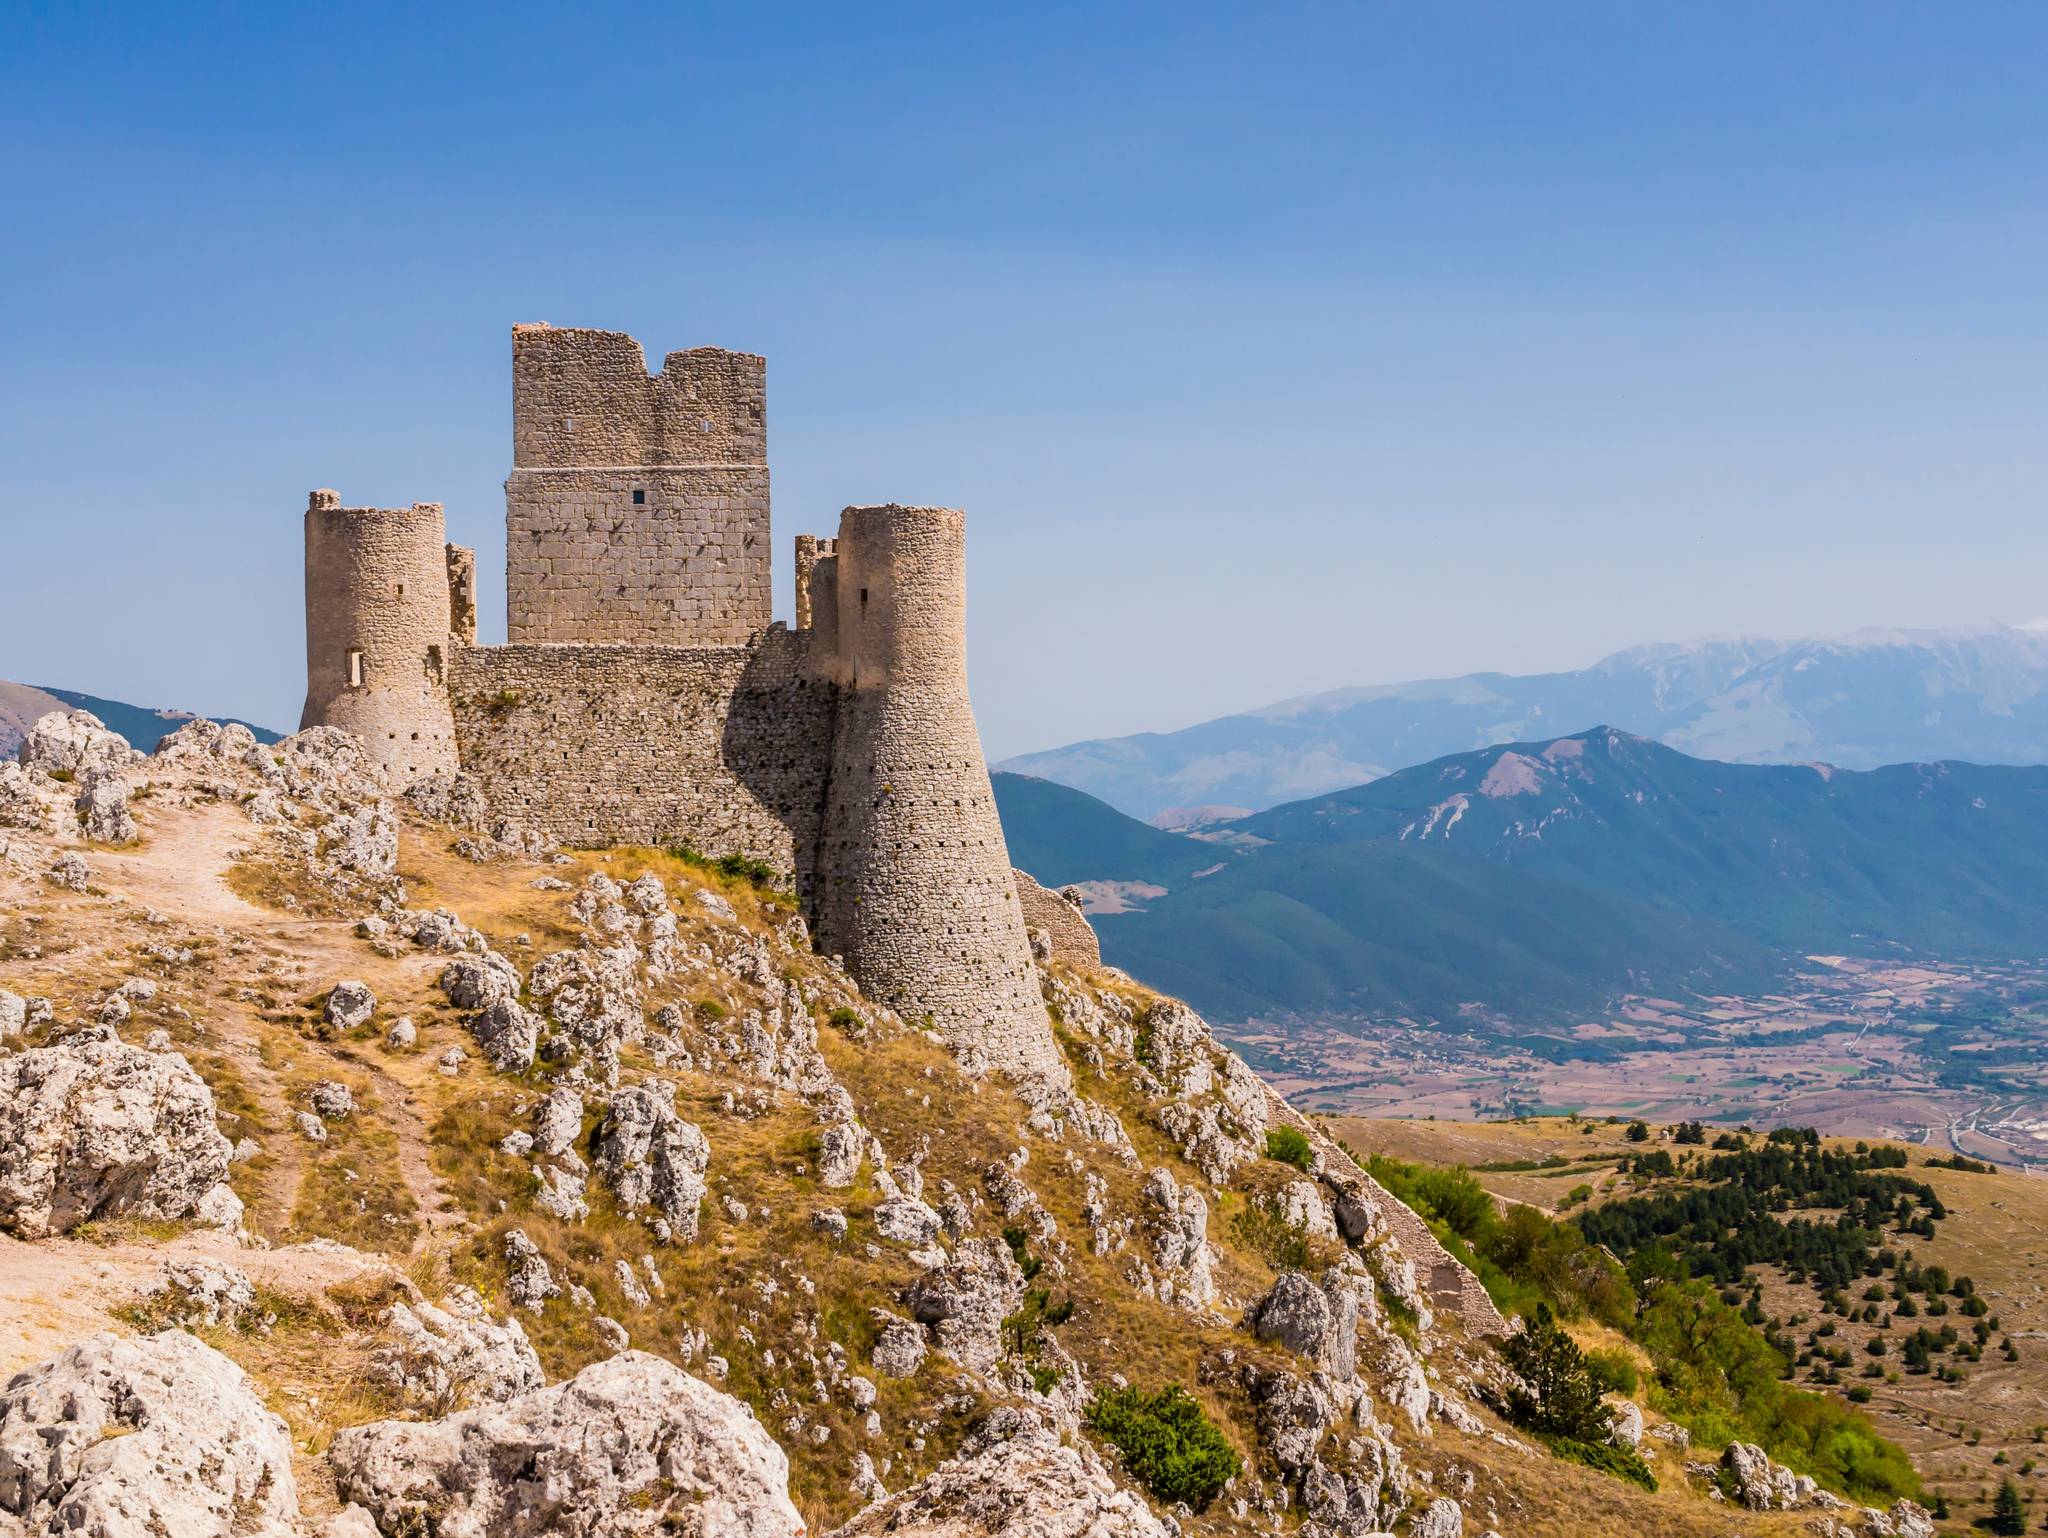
top-left (447, 629), bottom-right (833, 877)
top-left (1014, 868), bottom-right (1103, 969)
top-left (814, 505), bottom-right (1061, 1088)
top-left (506, 326), bottom-right (770, 646)
top-left (301, 491), bottom-right (459, 785)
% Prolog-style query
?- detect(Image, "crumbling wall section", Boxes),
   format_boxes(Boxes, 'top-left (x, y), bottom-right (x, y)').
top-left (1014, 868), bottom-right (1103, 969)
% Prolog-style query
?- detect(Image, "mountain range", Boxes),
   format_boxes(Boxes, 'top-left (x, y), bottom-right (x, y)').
top-left (992, 728), bottom-right (2048, 1027)
top-left (997, 623), bottom-right (2048, 822)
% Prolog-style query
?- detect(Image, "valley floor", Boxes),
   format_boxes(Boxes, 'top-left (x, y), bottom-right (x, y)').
top-left (1241, 956), bottom-right (2048, 1168)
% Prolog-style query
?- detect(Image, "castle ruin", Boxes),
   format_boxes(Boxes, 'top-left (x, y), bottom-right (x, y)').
top-left (301, 325), bottom-right (1054, 1081)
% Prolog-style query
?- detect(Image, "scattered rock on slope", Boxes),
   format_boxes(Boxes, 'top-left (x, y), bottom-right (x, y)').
top-left (0, 1026), bottom-right (235, 1238)
top-left (593, 1080), bottom-right (710, 1242)
top-left (330, 1349), bottom-right (802, 1538)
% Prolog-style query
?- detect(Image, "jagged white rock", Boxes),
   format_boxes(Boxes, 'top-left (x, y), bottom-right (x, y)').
top-left (330, 1350), bottom-right (802, 1538)
top-left (0, 1330), bottom-right (300, 1536)
top-left (828, 1407), bottom-right (1167, 1538)
top-left (0, 1027), bottom-right (233, 1238)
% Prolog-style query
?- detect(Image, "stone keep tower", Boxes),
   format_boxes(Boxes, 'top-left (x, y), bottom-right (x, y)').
top-left (300, 490), bottom-right (462, 785)
top-left (506, 324), bottom-right (770, 645)
top-left (811, 505), bottom-right (1060, 1085)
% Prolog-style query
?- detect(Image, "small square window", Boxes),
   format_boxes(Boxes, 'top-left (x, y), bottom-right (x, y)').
top-left (632, 489), bottom-right (646, 505)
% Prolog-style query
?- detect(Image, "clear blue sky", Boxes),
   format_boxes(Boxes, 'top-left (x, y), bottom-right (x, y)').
top-left (2, 3), bottom-right (2043, 759)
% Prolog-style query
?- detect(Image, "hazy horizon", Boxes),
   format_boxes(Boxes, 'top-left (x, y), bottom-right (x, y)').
top-left (4, 4), bottom-right (2045, 761)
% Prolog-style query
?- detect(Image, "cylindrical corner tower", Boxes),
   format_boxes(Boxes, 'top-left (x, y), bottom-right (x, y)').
top-left (815, 504), bottom-right (1066, 1091)
top-left (301, 490), bottom-right (460, 786)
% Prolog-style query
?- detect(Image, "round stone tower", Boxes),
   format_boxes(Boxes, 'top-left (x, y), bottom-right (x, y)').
top-left (300, 489), bottom-right (460, 786)
top-left (815, 504), bottom-right (1065, 1092)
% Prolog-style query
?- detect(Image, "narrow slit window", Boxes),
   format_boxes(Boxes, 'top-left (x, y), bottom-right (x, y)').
top-left (860, 587), bottom-right (869, 610)
top-left (346, 649), bottom-right (364, 688)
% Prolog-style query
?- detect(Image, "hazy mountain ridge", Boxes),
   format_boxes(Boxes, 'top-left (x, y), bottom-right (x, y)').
top-left (999, 623), bottom-right (2048, 820)
top-left (993, 728), bottom-right (2048, 1026)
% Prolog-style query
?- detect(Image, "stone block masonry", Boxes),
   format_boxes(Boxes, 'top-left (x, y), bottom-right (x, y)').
top-left (1014, 869), bottom-right (1102, 969)
top-left (506, 326), bottom-right (769, 646)
top-left (448, 629), bottom-right (834, 881)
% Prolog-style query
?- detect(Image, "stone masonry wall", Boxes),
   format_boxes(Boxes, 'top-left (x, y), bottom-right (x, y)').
top-left (506, 326), bottom-right (769, 646)
top-left (301, 492), bottom-right (459, 786)
top-left (448, 628), bottom-right (833, 879)
top-left (813, 505), bottom-right (1064, 1094)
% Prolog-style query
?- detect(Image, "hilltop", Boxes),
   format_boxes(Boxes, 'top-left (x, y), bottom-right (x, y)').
top-left (998, 624), bottom-right (2048, 821)
top-left (0, 676), bottom-right (281, 758)
top-left (5, 706), bottom-right (1948, 1536)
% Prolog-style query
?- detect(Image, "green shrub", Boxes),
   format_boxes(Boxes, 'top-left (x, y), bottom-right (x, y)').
top-left (1496, 1304), bottom-right (1612, 1441)
top-left (1585, 1345), bottom-right (1640, 1398)
top-left (1264, 1127), bottom-right (1313, 1171)
top-left (694, 999), bottom-right (727, 1023)
top-left (1085, 1385), bottom-right (1241, 1511)
top-left (1229, 1205), bottom-right (1313, 1272)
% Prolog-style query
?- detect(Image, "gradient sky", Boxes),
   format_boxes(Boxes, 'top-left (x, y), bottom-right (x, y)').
top-left (2, 3), bottom-right (2044, 759)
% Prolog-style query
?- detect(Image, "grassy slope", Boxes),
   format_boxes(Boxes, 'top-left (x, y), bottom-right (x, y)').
top-left (1334, 1113), bottom-right (2048, 1532)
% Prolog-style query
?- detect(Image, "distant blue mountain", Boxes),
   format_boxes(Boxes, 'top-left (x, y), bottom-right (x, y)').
top-left (999, 624), bottom-right (2048, 821)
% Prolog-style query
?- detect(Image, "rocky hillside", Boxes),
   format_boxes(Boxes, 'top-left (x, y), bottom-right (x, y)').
top-left (0, 709), bottom-right (1935, 1537)
top-left (0, 676), bottom-right (281, 759)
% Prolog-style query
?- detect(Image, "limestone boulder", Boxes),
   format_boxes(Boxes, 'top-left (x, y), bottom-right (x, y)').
top-left (904, 1237), bottom-right (1025, 1375)
top-left (74, 772), bottom-right (136, 844)
top-left (19, 709), bottom-right (140, 780)
top-left (1411, 1496), bottom-right (1465, 1538)
top-left (593, 1082), bottom-right (709, 1241)
top-left (817, 1120), bottom-right (866, 1187)
top-left (871, 1316), bottom-right (927, 1378)
top-left (0, 1027), bottom-right (233, 1239)
top-left (1243, 1269), bottom-right (1359, 1379)
top-left (371, 1286), bottom-right (545, 1413)
top-left (828, 1408), bottom-right (1166, 1538)
top-left (330, 1350), bottom-right (801, 1538)
top-left (143, 1256), bottom-right (258, 1330)
top-left (503, 1228), bottom-right (560, 1312)
top-left (0, 761), bottom-right (49, 830)
top-left (1140, 1167), bottom-right (1215, 1310)
top-left (326, 980), bottom-right (376, 1032)
top-left (532, 1086), bottom-right (584, 1158)
top-left (0, 1330), bottom-right (300, 1536)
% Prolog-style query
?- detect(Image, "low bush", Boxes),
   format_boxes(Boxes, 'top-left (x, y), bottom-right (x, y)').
top-left (1264, 1127), bottom-right (1313, 1171)
top-left (1085, 1384), bottom-right (1241, 1511)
